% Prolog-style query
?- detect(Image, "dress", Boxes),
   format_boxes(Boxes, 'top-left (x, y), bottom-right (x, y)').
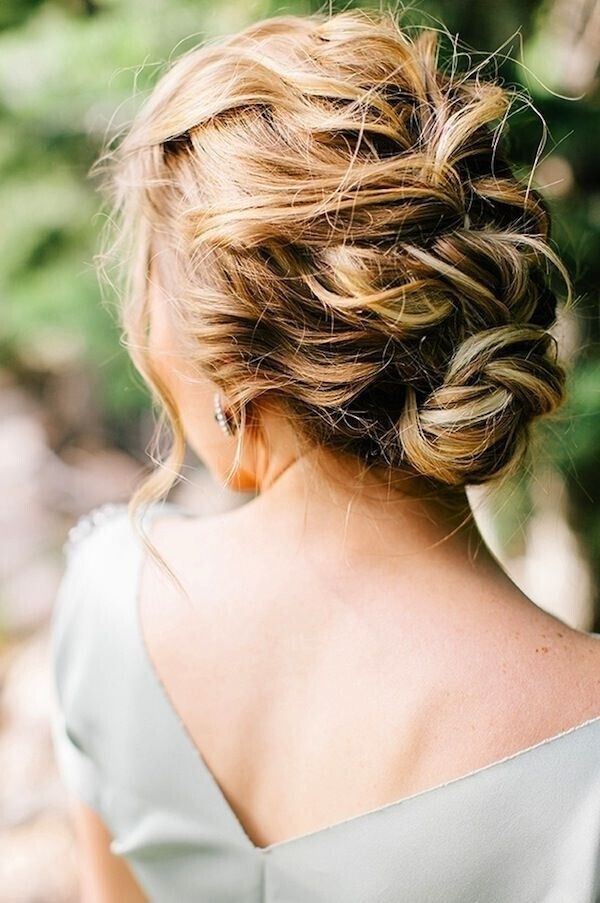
top-left (50, 501), bottom-right (600, 903)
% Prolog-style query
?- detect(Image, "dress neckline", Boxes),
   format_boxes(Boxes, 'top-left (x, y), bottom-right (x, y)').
top-left (132, 502), bottom-right (600, 857)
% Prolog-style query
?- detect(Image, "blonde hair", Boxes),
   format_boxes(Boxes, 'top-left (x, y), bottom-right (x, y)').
top-left (96, 7), bottom-right (572, 547)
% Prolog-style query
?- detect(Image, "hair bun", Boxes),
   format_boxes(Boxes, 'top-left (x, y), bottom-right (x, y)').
top-left (397, 324), bottom-right (566, 486)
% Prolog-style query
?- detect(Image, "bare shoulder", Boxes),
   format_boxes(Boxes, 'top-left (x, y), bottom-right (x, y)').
top-left (557, 625), bottom-right (600, 718)
top-left (138, 504), bottom-right (251, 612)
top-left (504, 614), bottom-right (600, 732)
top-left (143, 504), bottom-right (246, 570)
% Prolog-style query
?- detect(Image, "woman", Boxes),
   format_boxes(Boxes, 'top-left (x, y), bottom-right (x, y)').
top-left (50, 8), bottom-right (600, 902)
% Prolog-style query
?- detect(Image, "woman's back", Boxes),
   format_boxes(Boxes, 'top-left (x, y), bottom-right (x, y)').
top-left (140, 492), bottom-right (600, 852)
top-left (51, 500), bottom-right (600, 902)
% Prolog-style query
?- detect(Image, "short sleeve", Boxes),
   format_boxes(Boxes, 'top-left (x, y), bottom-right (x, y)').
top-left (49, 503), bottom-right (128, 813)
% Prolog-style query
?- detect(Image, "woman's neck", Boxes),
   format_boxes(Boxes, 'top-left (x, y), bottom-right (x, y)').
top-left (239, 445), bottom-right (499, 583)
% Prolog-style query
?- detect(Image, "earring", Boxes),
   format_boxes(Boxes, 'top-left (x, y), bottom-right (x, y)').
top-left (213, 391), bottom-right (236, 437)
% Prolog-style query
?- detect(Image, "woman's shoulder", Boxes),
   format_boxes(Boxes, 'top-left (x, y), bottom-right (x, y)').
top-left (52, 500), bottom-right (182, 668)
top-left (53, 504), bottom-right (132, 673)
top-left (62, 499), bottom-right (190, 561)
top-left (63, 501), bottom-right (130, 557)
top-left (54, 496), bottom-right (197, 635)
top-left (50, 500), bottom-right (189, 812)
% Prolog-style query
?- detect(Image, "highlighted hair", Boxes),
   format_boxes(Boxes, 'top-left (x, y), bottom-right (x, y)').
top-left (96, 7), bottom-right (572, 547)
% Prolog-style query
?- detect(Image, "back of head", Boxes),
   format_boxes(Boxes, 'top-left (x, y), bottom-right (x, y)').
top-left (102, 8), bottom-right (570, 497)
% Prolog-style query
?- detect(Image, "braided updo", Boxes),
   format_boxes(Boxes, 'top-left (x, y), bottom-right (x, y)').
top-left (102, 8), bottom-right (571, 500)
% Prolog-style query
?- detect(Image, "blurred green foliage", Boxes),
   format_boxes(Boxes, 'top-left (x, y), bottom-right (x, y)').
top-left (1, 0), bottom-right (598, 615)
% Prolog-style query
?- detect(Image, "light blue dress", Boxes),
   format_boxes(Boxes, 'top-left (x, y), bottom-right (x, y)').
top-left (50, 502), bottom-right (600, 902)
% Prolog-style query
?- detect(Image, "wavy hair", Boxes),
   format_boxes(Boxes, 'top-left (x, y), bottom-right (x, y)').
top-left (96, 7), bottom-right (572, 553)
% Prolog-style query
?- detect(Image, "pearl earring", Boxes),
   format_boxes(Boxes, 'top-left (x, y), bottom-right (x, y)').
top-left (213, 391), bottom-right (236, 437)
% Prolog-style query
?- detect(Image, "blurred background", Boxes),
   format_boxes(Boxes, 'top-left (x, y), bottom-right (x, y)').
top-left (0, 0), bottom-right (598, 899)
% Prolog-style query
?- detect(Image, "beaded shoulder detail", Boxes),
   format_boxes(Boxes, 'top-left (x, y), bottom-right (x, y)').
top-left (63, 502), bottom-right (129, 559)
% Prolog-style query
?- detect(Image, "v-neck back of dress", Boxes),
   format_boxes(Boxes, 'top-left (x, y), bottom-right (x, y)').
top-left (50, 501), bottom-right (600, 903)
